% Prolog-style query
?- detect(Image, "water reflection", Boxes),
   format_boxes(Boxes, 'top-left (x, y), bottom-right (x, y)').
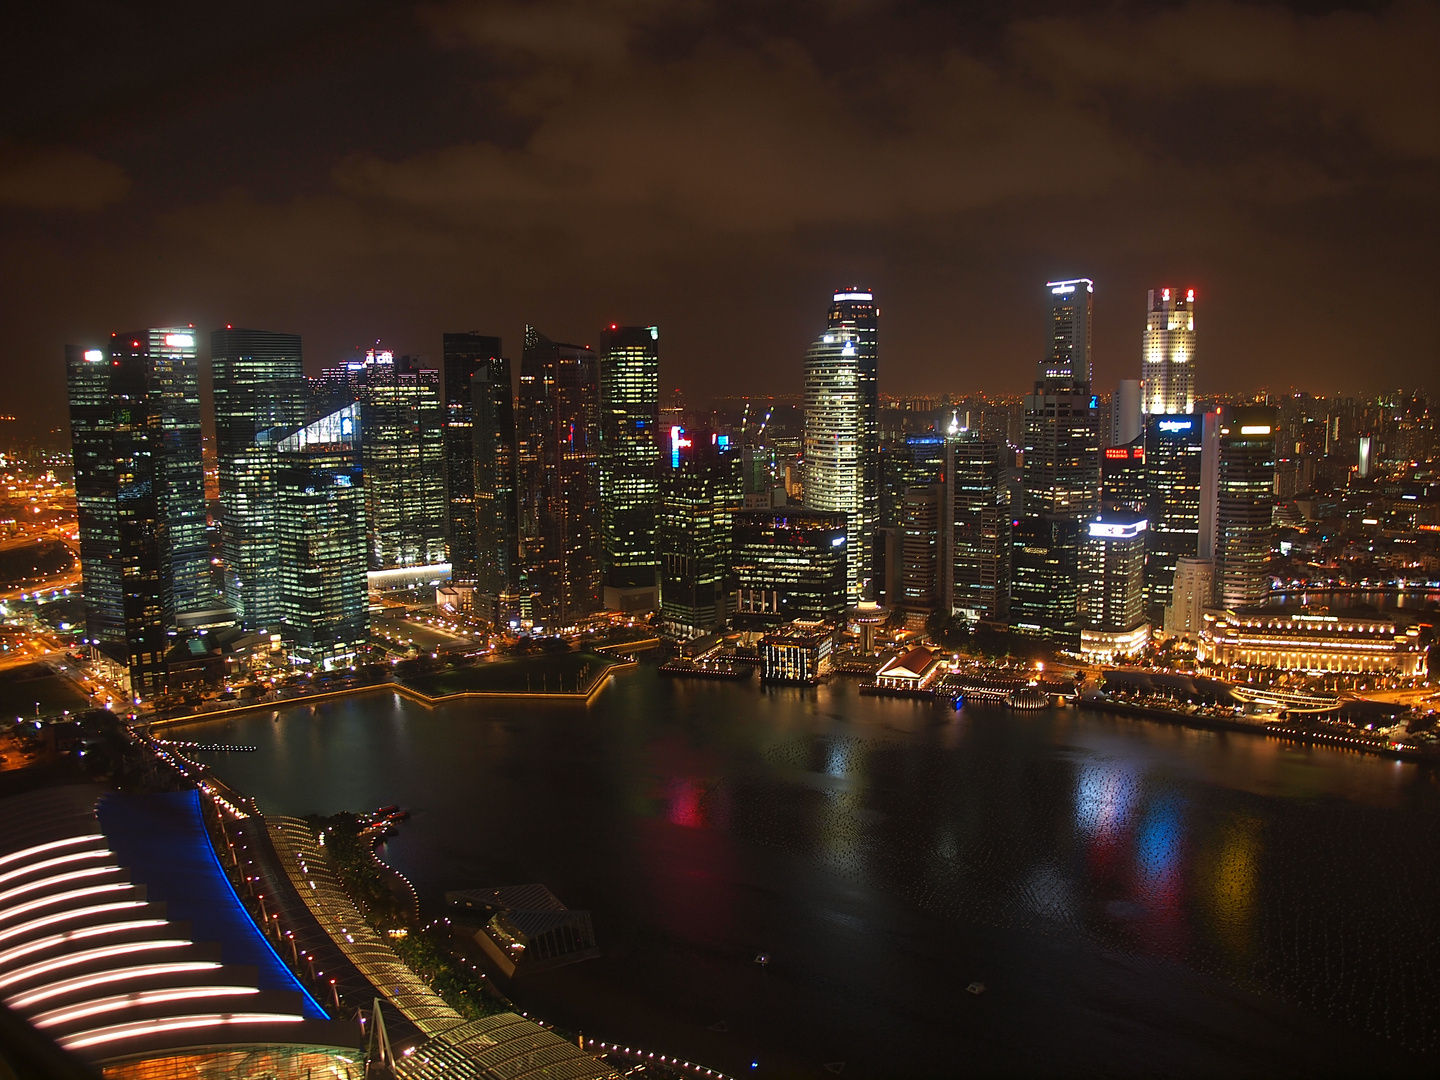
top-left (181, 676), bottom-right (1438, 1074)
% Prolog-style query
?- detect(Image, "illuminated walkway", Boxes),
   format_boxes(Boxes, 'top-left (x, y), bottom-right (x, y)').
top-left (268, 816), bottom-right (621, 1080)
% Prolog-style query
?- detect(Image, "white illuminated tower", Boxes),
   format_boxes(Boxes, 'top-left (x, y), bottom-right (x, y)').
top-left (1142, 288), bottom-right (1196, 416)
top-left (803, 288), bottom-right (879, 603)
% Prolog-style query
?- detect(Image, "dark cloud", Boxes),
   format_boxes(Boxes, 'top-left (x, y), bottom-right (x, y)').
top-left (0, 0), bottom-right (1436, 441)
top-left (0, 146), bottom-right (129, 211)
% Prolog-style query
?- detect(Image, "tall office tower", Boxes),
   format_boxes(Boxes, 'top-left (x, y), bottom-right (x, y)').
top-left (273, 405), bottom-right (368, 667)
top-left (1143, 413), bottom-right (1205, 622)
top-left (1101, 439), bottom-right (1147, 513)
top-left (472, 357), bottom-right (519, 621)
top-left (516, 326), bottom-right (602, 628)
top-left (897, 484), bottom-right (943, 621)
top-left (730, 507), bottom-right (849, 627)
top-left (950, 434), bottom-right (1011, 622)
top-left (115, 329), bottom-right (214, 624)
top-left (66, 345), bottom-right (166, 695)
top-left (441, 333), bottom-right (516, 617)
top-left (1079, 510), bottom-right (1151, 661)
top-left (1110, 379), bottom-right (1142, 446)
top-left (1210, 405), bottom-right (1277, 609)
top-left (1012, 279), bottom-right (1101, 645)
top-left (803, 287), bottom-right (879, 603)
top-left (1041, 278), bottom-right (1093, 384)
top-left (599, 325), bottom-right (661, 611)
top-left (880, 433), bottom-right (947, 527)
top-left (1141, 288), bottom-right (1196, 416)
top-left (659, 427), bottom-right (740, 637)
top-left (211, 328), bottom-right (306, 629)
top-left (358, 349), bottom-right (446, 570)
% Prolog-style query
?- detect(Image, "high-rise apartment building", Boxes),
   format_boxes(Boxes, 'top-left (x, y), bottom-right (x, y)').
top-left (273, 405), bottom-right (368, 667)
top-left (1012, 279), bottom-right (1101, 645)
top-left (1210, 405), bottom-right (1277, 609)
top-left (599, 325), bottom-right (661, 610)
top-left (1141, 288), bottom-right (1196, 416)
top-left (441, 333), bottom-right (517, 620)
top-left (658, 427), bottom-right (739, 637)
top-left (357, 349), bottom-right (446, 570)
top-left (803, 288), bottom-right (879, 603)
top-left (516, 326), bottom-right (603, 628)
top-left (211, 328), bottom-right (306, 630)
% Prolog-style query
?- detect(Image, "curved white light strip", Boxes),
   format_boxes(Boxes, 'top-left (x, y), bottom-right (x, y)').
top-left (0, 836), bottom-right (104, 871)
top-left (0, 901), bottom-right (148, 947)
top-left (0, 938), bottom-right (190, 991)
top-left (6, 961), bottom-right (221, 1010)
top-left (0, 866), bottom-right (119, 906)
top-left (0, 920), bottom-right (169, 972)
top-left (0, 849), bottom-right (111, 889)
top-left (59, 1011), bottom-right (304, 1051)
top-left (32, 984), bottom-right (259, 1029)
top-left (0, 884), bottom-right (134, 929)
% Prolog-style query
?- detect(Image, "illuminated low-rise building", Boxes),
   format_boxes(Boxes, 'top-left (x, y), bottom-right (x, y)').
top-left (874, 646), bottom-right (942, 691)
top-left (760, 620), bottom-right (834, 683)
top-left (1199, 608), bottom-right (1426, 676)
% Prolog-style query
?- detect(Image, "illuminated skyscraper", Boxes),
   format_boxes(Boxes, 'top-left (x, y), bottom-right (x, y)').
top-left (949, 433), bottom-right (1011, 622)
top-left (358, 349), bottom-right (446, 570)
top-left (1011, 280), bottom-right (1101, 644)
top-left (516, 326), bottom-right (602, 628)
top-left (212, 328), bottom-right (306, 629)
top-left (803, 288), bottom-right (879, 603)
top-left (273, 405), bottom-right (368, 667)
top-left (67, 344), bottom-right (164, 695)
top-left (659, 427), bottom-right (739, 636)
top-left (442, 333), bottom-right (516, 618)
top-left (599, 324), bottom-right (661, 610)
top-left (1141, 288), bottom-right (1196, 416)
top-left (1143, 413), bottom-right (1205, 622)
top-left (1079, 511), bottom-right (1151, 661)
top-left (731, 508), bottom-right (849, 627)
top-left (1210, 406), bottom-right (1277, 609)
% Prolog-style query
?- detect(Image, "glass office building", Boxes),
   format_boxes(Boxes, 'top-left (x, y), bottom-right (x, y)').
top-left (1144, 413), bottom-right (1204, 622)
top-left (359, 350), bottom-right (446, 570)
top-left (803, 288), bottom-right (879, 603)
top-left (599, 325), bottom-right (661, 609)
top-left (274, 405), bottom-right (368, 667)
top-left (1212, 405), bottom-right (1277, 610)
top-left (730, 507), bottom-right (848, 627)
top-left (1012, 280), bottom-right (1101, 645)
top-left (659, 427), bottom-right (739, 636)
top-left (212, 327), bottom-right (307, 629)
top-left (516, 326), bottom-right (603, 628)
top-left (442, 333), bottom-right (517, 620)
top-left (66, 329), bottom-right (213, 693)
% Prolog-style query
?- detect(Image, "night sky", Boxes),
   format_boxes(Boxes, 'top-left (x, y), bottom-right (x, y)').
top-left (3, 1), bottom-right (1436, 439)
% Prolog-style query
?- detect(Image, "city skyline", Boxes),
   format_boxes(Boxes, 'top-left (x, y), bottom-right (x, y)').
top-left (3, 2), bottom-right (1437, 441)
